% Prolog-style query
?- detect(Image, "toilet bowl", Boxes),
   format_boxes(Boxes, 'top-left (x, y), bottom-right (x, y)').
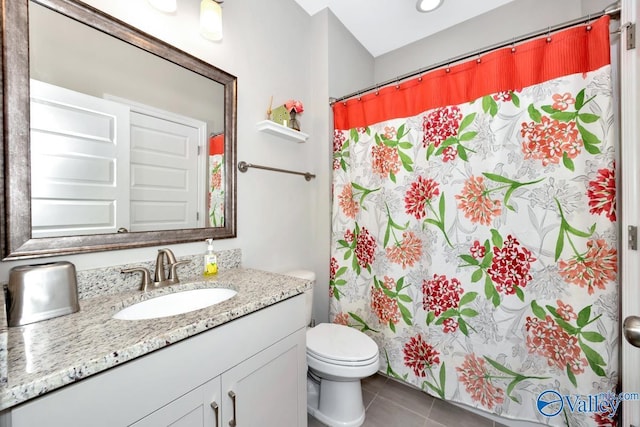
top-left (284, 270), bottom-right (380, 427)
top-left (306, 323), bottom-right (379, 427)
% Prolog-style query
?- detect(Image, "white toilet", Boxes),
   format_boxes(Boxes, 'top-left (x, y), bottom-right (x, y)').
top-left (285, 270), bottom-right (380, 427)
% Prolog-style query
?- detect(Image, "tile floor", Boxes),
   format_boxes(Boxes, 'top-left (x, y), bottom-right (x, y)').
top-left (307, 373), bottom-right (510, 427)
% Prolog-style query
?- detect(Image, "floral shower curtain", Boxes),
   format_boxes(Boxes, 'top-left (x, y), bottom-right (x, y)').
top-left (330, 17), bottom-right (618, 426)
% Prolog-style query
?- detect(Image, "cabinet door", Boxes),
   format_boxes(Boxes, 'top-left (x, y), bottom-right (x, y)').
top-left (130, 376), bottom-right (221, 427)
top-left (221, 329), bottom-right (306, 427)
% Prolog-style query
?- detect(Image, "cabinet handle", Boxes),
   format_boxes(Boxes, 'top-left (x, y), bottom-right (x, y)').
top-left (210, 401), bottom-right (219, 427)
top-left (228, 390), bottom-right (237, 427)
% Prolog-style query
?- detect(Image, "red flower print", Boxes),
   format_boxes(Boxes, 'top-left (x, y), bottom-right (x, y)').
top-left (333, 130), bottom-right (346, 170)
top-left (404, 176), bottom-right (440, 220)
top-left (383, 126), bottom-right (397, 140)
top-left (333, 130), bottom-right (346, 154)
top-left (338, 184), bottom-right (359, 219)
top-left (422, 106), bottom-right (462, 148)
top-left (329, 257), bottom-right (338, 280)
top-left (470, 240), bottom-right (486, 259)
top-left (210, 161), bottom-right (222, 189)
top-left (371, 286), bottom-right (399, 325)
top-left (455, 176), bottom-right (502, 225)
top-left (456, 354), bottom-right (505, 410)
top-left (556, 300), bottom-right (577, 321)
top-left (525, 315), bottom-right (587, 374)
top-left (386, 231), bottom-right (422, 269)
top-left (587, 167), bottom-right (616, 222)
top-left (442, 317), bottom-right (459, 333)
top-left (442, 146), bottom-right (457, 162)
top-left (422, 274), bottom-right (463, 316)
top-left (493, 91), bottom-right (512, 102)
top-left (487, 235), bottom-right (536, 295)
top-left (593, 410), bottom-right (618, 426)
top-left (344, 229), bottom-right (355, 243)
top-left (558, 239), bottom-right (617, 295)
top-left (520, 116), bottom-right (582, 166)
top-left (552, 92), bottom-right (575, 111)
top-left (333, 312), bottom-right (349, 326)
top-left (403, 334), bottom-right (440, 377)
top-left (371, 144), bottom-right (400, 177)
top-left (355, 227), bottom-right (377, 268)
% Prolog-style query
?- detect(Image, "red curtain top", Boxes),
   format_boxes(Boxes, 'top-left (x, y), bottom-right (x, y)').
top-left (209, 134), bottom-right (224, 155)
top-left (333, 16), bottom-right (610, 130)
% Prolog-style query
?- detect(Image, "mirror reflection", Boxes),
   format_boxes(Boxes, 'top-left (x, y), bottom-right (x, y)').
top-left (1, 0), bottom-right (236, 260)
top-left (29, 2), bottom-right (225, 238)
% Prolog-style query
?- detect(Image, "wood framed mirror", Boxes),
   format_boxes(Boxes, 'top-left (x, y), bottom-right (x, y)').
top-left (1, 0), bottom-right (237, 260)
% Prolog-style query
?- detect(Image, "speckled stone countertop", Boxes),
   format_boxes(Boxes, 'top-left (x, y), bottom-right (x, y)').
top-left (0, 267), bottom-right (311, 411)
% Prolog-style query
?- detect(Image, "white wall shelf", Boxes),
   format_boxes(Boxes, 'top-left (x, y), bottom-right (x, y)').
top-left (256, 120), bottom-right (309, 142)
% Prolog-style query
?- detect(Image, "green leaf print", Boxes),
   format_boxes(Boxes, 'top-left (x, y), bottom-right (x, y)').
top-left (510, 91), bottom-right (520, 107)
top-left (553, 198), bottom-right (596, 261)
top-left (482, 96), bottom-right (498, 117)
top-left (566, 364), bottom-right (578, 387)
top-left (530, 301), bottom-right (547, 319)
top-left (562, 152), bottom-right (575, 171)
top-left (423, 361), bottom-right (447, 400)
top-left (483, 357), bottom-right (551, 403)
top-left (330, 266), bottom-right (348, 300)
top-left (349, 312), bottom-right (379, 333)
top-left (483, 173), bottom-right (545, 211)
top-left (528, 104), bottom-right (542, 123)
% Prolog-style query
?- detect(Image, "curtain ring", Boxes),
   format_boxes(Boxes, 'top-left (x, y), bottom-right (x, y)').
top-left (586, 14), bottom-right (592, 31)
top-left (375, 85), bottom-right (379, 96)
top-left (395, 77), bottom-right (400, 89)
top-left (445, 63), bottom-right (451, 73)
top-left (476, 54), bottom-right (481, 64)
top-left (511, 37), bottom-right (516, 53)
top-left (546, 26), bottom-right (552, 42)
top-left (417, 68), bottom-right (423, 82)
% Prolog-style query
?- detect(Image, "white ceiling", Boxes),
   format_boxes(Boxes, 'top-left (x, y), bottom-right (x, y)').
top-left (293, 0), bottom-right (518, 57)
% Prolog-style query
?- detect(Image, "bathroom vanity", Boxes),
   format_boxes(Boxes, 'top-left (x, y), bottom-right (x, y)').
top-left (0, 268), bottom-right (310, 426)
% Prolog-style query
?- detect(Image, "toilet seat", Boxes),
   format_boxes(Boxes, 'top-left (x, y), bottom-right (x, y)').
top-left (306, 323), bottom-right (378, 365)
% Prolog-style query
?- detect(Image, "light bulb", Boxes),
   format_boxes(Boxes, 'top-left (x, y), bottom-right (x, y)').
top-left (200, 0), bottom-right (223, 41)
top-left (147, 0), bottom-right (177, 13)
top-left (416, 0), bottom-right (443, 12)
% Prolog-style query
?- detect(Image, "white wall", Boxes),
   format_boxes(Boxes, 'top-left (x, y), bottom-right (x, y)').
top-left (303, 9), bottom-right (375, 323)
top-left (374, 0), bottom-right (612, 83)
top-left (0, 0), bottom-right (330, 320)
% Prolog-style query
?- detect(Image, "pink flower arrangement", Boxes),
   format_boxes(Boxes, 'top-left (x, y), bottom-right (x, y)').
top-left (285, 99), bottom-right (304, 114)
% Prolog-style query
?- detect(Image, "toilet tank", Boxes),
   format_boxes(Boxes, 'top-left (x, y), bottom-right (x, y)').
top-left (284, 269), bottom-right (315, 326)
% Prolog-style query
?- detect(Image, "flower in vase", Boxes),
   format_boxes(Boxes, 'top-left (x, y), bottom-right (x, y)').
top-left (284, 99), bottom-right (304, 114)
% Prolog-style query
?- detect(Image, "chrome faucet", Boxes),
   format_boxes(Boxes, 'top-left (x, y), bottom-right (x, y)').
top-left (121, 248), bottom-right (190, 291)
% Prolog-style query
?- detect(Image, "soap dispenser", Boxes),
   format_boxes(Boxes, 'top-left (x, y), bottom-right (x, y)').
top-left (203, 239), bottom-right (218, 276)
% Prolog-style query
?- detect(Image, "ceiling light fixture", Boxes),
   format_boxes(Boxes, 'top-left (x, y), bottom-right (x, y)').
top-left (200, 0), bottom-right (223, 41)
top-left (416, 0), bottom-right (443, 12)
top-left (147, 0), bottom-right (177, 13)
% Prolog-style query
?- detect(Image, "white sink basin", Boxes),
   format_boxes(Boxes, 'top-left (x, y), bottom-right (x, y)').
top-left (113, 288), bottom-right (237, 320)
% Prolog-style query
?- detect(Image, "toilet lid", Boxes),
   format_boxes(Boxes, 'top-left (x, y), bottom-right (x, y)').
top-left (307, 323), bottom-right (378, 363)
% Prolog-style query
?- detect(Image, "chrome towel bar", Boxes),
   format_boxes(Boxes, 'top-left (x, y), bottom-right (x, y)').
top-left (237, 161), bottom-right (316, 181)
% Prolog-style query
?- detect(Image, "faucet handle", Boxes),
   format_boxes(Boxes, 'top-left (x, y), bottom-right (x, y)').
top-left (121, 267), bottom-right (153, 291)
top-left (168, 260), bottom-right (190, 282)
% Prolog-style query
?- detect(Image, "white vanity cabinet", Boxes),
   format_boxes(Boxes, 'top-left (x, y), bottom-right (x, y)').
top-left (3, 294), bottom-right (307, 427)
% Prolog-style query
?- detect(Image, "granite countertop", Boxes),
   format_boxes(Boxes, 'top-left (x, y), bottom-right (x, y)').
top-left (0, 268), bottom-right (311, 411)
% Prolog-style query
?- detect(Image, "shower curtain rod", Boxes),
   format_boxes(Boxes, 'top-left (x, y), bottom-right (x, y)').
top-left (330, 3), bottom-right (621, 105)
